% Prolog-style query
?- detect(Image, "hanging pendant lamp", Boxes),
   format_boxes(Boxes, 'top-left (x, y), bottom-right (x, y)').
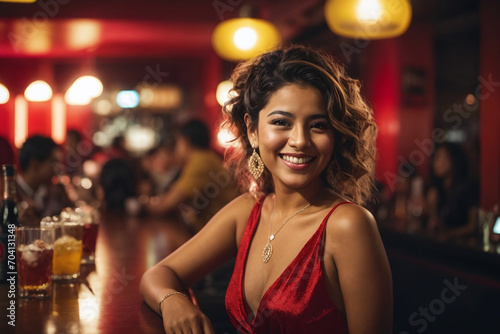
top-left (212, 5), bottom-right (281, 62)
top-left (0, 84), bottom-right (10, 104)
top-left (325, 0), bottom-right (412, 39)
top-left (24, 80), bottom-right (53, 102)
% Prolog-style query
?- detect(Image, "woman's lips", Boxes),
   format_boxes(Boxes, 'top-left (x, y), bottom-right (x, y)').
top-left (279, 154), bottom-right (315, 170)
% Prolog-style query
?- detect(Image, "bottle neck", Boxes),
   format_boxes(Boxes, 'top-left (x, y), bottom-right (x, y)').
top-left (3, 175), bottom-right (17, 201)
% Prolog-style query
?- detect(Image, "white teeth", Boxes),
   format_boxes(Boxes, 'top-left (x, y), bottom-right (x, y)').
top-left (282, 155), bottom-right (312, 164)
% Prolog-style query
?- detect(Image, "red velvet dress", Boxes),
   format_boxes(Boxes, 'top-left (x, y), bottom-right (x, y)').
top-left (225, 199), bottom-right (351, 333)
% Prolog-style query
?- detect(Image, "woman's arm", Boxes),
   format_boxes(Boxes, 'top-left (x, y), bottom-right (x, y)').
top-left (326, 204), bottom-right (393, 334)
top-left (140, 193), bottom-right (255, 333)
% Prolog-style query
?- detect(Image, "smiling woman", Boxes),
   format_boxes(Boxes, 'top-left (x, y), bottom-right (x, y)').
top-left (140, 45), bottom-right (392, 334)
top-left (225, 44), bottom-right (378, 204)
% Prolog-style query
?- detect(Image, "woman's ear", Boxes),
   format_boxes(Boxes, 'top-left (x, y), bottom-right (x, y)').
top-left (244, 113), bottom-right (257, 147)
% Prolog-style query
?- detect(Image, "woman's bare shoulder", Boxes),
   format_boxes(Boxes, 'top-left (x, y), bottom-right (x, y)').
top-left (325, 202), bottom-right (378, 246)
top-left (224, 192), bottom-right (258, 212)
top-left (217, 192), bottom-right (260, 245)
top-left (217, 192), bottom-right (258, 225)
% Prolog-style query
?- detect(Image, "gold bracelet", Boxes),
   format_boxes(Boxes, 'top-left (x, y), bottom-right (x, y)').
top-left (158, 291), bottom-right (189, 315)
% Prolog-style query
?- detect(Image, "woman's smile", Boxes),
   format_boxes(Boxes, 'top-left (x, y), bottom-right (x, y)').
top-left (279, 154), bottom-right (316, 170)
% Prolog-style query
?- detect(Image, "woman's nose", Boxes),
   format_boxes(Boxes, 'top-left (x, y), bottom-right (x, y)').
top-left (288, 126), bottom-right (310, 150)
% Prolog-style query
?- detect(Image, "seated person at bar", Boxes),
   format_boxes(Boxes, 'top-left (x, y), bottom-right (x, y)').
top-left (141, 45), bottom-right (392, 334)
top-left (16, 135), bottom-right (73, 226)
top-left (90, 134), bottom-right (129, 169)
top-left (63, 129), bottom-right (93, 176)
top-left (384, 164), bottom-right (425, 233)
top-left (146, 120), bottom-right (239, 233)
top-left (140, 143), bottom-right (180, 197)
top-left (100, 158), bottom-right (139, 215)
top-left (426, 142), bottom-right (479, 241)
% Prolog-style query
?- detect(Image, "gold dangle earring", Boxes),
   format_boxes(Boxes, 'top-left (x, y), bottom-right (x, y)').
top-left (248, 144), bottom-right (264, 180)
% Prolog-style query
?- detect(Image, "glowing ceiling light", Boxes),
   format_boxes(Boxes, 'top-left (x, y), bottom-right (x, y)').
top-left (24, 80), bottom-right (53, 102)
top-left (0, 84), bottom-right (10, 104)
top-left (212, 18), bottom-right (281, 62)
top-left (72, 76), bottom-right (103, 98)
top-left (324, 0), bottom-right (412, 39)
top-left (217, 127), bottom-right (238, 148)
top-left (65, 86), bottom-right (92, 105)
top-left (67, 20), bottom-right (101, 51)
top-left (65, 75), bottom-right (103, 105)
top-left (116, 90), bottom-right (139, 108)
top-left (233, 27), bottom-right (258, 50)
top-left (216, 80), bottom-right (236, 106)
top-left (356, 0), bottom-right (382, 23)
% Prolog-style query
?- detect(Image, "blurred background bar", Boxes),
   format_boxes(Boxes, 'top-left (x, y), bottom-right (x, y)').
top-left (0, 0), bottom-right (499, 333)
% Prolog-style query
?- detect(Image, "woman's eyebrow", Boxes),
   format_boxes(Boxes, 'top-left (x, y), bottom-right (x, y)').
top-left (267, 110), bottom-right (294, 118)
top-left (267, 110), bottom-right (328, 120)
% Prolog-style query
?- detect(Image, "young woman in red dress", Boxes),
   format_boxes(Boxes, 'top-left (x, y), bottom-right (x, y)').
top-left (141, 44), bottom-right (393, 334)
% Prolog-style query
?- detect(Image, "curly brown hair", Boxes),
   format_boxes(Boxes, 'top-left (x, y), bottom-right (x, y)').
top-left (222, 44), bottom-right (377, 205)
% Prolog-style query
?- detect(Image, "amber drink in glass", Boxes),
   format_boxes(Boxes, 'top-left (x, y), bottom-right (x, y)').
top-left (16, 227), bottom-right (55, 298)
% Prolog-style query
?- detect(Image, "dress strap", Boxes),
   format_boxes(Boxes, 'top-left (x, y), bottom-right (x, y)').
top-left (323, 201), bottom-right (354, 222)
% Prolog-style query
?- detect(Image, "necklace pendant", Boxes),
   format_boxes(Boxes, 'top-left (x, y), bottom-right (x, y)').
top-left (262, 241), bottom-right (273, 263)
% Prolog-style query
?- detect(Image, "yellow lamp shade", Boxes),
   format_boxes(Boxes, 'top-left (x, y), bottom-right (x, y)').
top-left (325, 0), bottom-right (412, 39)
top-left (212, 18), bottom-right (281, 62)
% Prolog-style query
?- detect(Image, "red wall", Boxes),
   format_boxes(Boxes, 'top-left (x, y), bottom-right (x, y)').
top-left (27, 101), bottom-right (52, 138)
top-left (480, 0), bottom-right (500, 209)
top-left (397, 23), bottom-right (435, 181)
top-left (364, 39), bottom-right (401, 191)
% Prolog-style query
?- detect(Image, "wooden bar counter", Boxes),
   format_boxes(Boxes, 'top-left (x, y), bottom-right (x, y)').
top-left (0, 214), bottom-right (193, 334)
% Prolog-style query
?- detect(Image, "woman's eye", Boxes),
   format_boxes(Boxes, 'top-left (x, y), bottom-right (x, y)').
top-left (270, 119), bottom-right (290, 127)
top-left (311, 122), bottom-right (329, 130)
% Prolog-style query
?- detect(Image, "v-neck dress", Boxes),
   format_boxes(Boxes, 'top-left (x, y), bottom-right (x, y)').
top-left (225, 198), bottom-right (350, 334)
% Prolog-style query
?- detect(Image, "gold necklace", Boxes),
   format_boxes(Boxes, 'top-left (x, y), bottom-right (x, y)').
top-left (262, 191), bottom-right (322, 263)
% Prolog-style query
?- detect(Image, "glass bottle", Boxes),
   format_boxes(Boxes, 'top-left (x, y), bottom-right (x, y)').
top-left (0, 164), bottom-right (20, 283)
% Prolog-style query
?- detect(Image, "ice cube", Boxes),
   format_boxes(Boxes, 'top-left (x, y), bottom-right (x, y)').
top-left (27, 241), bottom-right (43, 252)
top-left (21, 242), bottom-right (44, 266)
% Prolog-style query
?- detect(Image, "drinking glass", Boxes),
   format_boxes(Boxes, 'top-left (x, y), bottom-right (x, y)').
top-left (16, 226), bottom-right (55, 298)
top-left (77, 204), bottom-right (99, 264)
top-left (42, 212), bottom-right (83, 280)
